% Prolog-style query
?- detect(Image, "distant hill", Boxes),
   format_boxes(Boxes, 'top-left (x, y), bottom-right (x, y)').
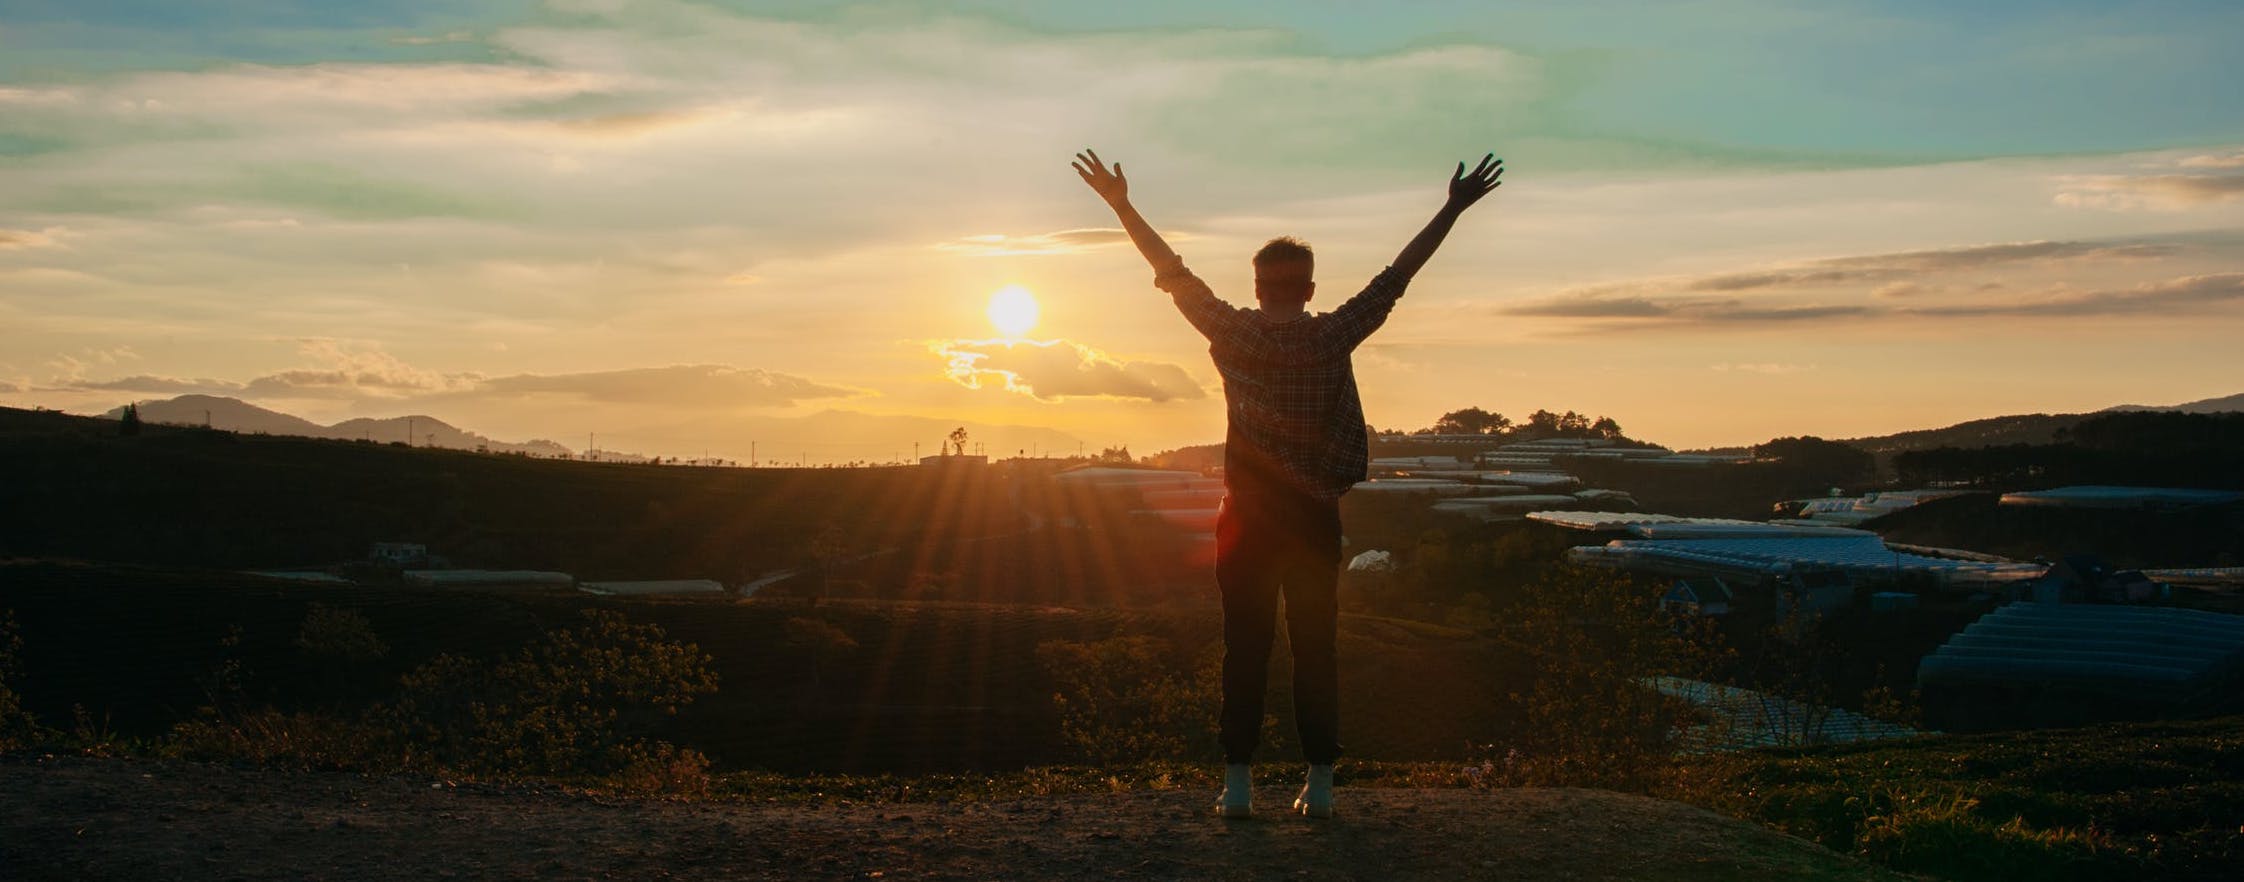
top-left (106, 394), bottom-right (573, 457)
top-left (2105, 391), bottom-right (2244, 414)
top-left (1841, 391), bottom-right (2241, 458)
top-left (1840, 412), bottom-right (2088, 457)
top-left (91, 395), bottom-right (1086, 466)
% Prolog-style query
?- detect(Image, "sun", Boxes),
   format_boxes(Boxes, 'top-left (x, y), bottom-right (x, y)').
top-left (987, 284), bottom-right (1040, 338)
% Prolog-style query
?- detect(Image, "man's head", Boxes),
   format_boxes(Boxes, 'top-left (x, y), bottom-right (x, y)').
top-left (1253, 236), bottom-right (1316, 315)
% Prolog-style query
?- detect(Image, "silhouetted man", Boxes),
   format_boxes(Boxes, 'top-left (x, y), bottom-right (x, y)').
top-left (1074, 149), bottom-right (1502, 818)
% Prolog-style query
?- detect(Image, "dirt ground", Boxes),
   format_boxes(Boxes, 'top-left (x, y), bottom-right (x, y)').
top-left (0, 755), bottom-right (1907, 881)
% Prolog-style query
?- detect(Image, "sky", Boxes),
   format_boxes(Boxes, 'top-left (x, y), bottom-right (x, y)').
top-left (3, 0), bottom-right (2242, 461)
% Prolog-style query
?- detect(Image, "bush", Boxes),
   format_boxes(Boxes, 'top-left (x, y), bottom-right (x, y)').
top-left (1490, 567), bottom-right (1722, 790)
top-left (0, 611), bottom-right (45, 748)
top-left (1858, 793), bottom-right (2127, 881)
top-left (1036, 636), bottom-right (1216, 765)
top-left (383, 609), bottom-right (718, 780)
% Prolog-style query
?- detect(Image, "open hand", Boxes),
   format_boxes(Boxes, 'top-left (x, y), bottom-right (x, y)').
top-left (1072, 149), bottom-right (1128, 205)
top-left (1446, 154), bottom-right (1503, 211)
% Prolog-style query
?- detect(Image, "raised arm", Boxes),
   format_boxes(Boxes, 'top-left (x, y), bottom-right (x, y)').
top-left (1072, 149), bottom-right (1180, 270)
top-left (1389, 154), bottom-right (1503, 279)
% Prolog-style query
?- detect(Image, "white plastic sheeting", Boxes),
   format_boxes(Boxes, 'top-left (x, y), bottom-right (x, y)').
top-left (579, 580), bottom-right (726, 596)
top-left (1999, 485), bottom-right (2244, 510)
top-left (404, 569), bottom-right (574, 587)
top-left (1568, 535), bottom-right (2047, 585)
top-left (1347, 550), bottom-right (1395, 572)
top-left (1918, 604), bottom-right (2244, 702)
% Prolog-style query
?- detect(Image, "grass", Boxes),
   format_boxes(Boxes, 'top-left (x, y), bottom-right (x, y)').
top-left (1671, 716), bottom-right (2244, 881)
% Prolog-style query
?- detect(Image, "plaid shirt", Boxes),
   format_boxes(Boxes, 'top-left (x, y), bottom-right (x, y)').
top-left (1155, 256), bottom-right (1411, 502)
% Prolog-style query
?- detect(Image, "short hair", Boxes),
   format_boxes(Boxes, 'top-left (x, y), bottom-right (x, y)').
top-left (1252, 236), bottom-right (1314, 268)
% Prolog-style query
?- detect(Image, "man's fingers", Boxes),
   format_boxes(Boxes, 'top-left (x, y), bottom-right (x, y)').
top-left (1112, 162), bottom-right (1124, 180)
top-left (1086, 148), bottom-right (1106, 172)
top-left (1453, 161), bottom-right (1466, 181)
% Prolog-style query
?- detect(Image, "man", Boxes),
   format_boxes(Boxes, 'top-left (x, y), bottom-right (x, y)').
top-left (1073, 149), bottom-right (1502, 818)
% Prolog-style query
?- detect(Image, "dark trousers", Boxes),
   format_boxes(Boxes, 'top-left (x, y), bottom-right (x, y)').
top-left (1215, 488), bottom-right (1343, 765)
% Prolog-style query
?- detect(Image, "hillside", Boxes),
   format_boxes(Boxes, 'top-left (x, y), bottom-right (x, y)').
top-left (0, 756), bottom-right (1905, 882)
top-left (1841, 391), bottom-right (2243, 458)
top-left (1868, 493), bottom-right (2244, 569)
top-left (0, 560), bottom-right (1527, 773)
top-left (1840, 412), bottom-right (2089, 458)
top-left (0, 405), bottom-right (1024, 582)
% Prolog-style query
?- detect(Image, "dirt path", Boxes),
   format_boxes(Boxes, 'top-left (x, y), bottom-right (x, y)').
top-left (1, 756), bottom-right (1905, 881)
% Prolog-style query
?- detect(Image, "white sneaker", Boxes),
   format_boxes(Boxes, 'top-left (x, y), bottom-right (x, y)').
top-left (1293, 765), bottom-right (1334, 818)
top-left (1214, 764), bottom-right (1252, 818)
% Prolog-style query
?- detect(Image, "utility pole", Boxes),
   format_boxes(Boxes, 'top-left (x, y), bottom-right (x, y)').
top-left (751, 440), bottom-right (757, 467)
top-left (407, 417), bottom-right (414, 446)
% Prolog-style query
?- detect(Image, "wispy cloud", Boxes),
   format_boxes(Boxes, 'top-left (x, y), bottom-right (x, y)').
top-left (1502, 237), bottom-right (2207, 328)
top-left (937, 228), bottom-right (1133, 257)
top-left (2177, 152), bottom-right (2244, 170)
top-left (0, 227), bottom-right (66, 250)
top-left (1901, 273), bottom-right (2244, 318)
top-left (461, 365), bottom-right (860, 408)
top-left (935, 338), bottom-right (1204, 402)
top-left (2054, 171), bottom-right (2244, 210)
top-left (57, 340), bottom-right (860, 410)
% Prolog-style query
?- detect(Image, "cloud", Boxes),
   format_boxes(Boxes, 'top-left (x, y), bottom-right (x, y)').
top-left (1501, 237), bottom-right (2197, 327)
top-left (936, 338), bottom-right (1205, 402)
top-left (937, 228), bottom-right (1134, 257)
top-left (2055, 174), bottom-right (2244, 209)
top-left (1506, 294), bottom-right (1676, 318)
top-left (1504, 293), bottom-right (1863, 324)
top-left (72, 374), bottom-right (243, 394)
top-left (2177, 152), bottom-right (2244, 169)
top-left (1822, 240), bottom-right (2180, 271)
top-left (1902, 273), bottom-right (2244, 318)
top-left (61, 344), bottom-right (859, 409)
top-left (463, 365), bottom-right (859, 407)
top-left (0, 227), bottom-right (66, 250)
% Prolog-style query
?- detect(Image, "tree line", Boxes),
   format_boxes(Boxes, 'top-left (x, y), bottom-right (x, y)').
top-left (1382, 407), bottom-right (1626, 441)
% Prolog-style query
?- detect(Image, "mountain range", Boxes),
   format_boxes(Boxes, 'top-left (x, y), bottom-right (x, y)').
top-left (100, 394), bottom-right (1086, 465)
top-left (106, 395), bottom-right (576, 458)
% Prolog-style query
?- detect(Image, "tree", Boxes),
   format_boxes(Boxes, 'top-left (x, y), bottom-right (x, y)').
top-left (1590, 416), bottom-right (1624, 440)
top-left (1097, 444), bottom-right (1132, 463)
top-left (1431, 407), bottom-right (1511, 436)
top-left (1524, 409), bottom-right (1562, 436)
top-left (947, 426), bottom-right (969, 456)
top-left (1559, 410), bottom-right (1591, 434)
top-left (119, 402), bottom-right (142, 436)
top-left (1751, 436), bottom-right (1876, 488)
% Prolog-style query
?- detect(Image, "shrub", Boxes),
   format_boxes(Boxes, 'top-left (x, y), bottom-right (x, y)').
top-left (294, 603), bottom-right (388, 664)
top-left (1857, 793), bottom-right (2128, 881)
top-left (1036, 636), bottom-right (1216, 765)
top-left (1491, 567), bottom-right (1722, 790)
top-left (382, 609), bottom-right (718, 780)
top-left (0, 611), bottom-right (45, 748)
